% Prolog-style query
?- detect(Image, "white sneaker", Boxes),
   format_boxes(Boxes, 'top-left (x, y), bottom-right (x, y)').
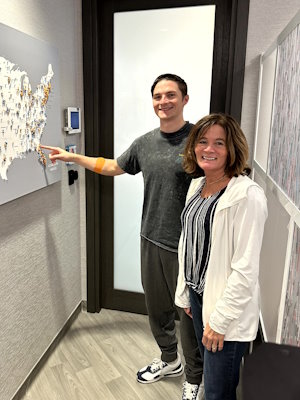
top-left (137, 354), bottom-right (183, 384)
top-left (182, 381), bottom-right (200, 400)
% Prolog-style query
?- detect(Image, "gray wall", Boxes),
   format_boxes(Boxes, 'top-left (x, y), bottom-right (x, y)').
top-left (0, 1), bottom-right (86, 400)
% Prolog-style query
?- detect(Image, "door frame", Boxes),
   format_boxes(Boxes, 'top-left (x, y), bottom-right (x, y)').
top-left (82, 0), bottom-right (250, 313)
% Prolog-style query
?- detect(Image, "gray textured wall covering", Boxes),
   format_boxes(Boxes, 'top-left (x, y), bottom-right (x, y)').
top-left (0, 1), bottom-right (85, 399)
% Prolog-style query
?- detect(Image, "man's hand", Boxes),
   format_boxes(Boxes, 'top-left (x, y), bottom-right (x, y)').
top-left (40, 145), bottom-right (76, 163)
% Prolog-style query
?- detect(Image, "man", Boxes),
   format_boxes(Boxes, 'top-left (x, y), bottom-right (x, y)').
top-left (41, 74), bottom-right (204, 400)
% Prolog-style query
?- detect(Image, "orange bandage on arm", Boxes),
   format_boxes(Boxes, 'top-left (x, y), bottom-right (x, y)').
top-left (94, 157), bottom-right (105, 174)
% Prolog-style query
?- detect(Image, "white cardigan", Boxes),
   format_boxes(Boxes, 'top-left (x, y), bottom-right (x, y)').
top-left (175, 175), bottom-right (268, 341)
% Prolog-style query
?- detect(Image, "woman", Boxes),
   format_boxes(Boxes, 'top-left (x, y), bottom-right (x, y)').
top-left (175, 113), bottom-right (267, 400)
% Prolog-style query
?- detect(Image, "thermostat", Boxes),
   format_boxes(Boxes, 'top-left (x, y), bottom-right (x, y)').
top-left (64, 107), bottom-right (81, 134)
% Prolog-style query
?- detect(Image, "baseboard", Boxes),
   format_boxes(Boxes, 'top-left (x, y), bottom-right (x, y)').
top-left (82, 300), bottom-right (87, 311)
top-left (11, 301), bottom-right (83, 400)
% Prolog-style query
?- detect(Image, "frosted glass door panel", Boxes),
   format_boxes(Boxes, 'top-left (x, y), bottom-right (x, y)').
top-left (114, 6), bottom-right (215, 292)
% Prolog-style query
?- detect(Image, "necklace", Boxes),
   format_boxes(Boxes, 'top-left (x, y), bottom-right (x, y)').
top-left (205, 174), bottom-right (226, 186)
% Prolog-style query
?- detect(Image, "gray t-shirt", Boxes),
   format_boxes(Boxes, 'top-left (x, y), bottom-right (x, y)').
top-left (117, 122), bottom-right (193, 252)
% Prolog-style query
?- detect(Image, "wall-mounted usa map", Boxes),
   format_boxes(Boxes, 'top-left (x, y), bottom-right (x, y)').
top-left (0, 23), bottom-right (61, 205)
top-left (0, 57), bottom-right (53, 180)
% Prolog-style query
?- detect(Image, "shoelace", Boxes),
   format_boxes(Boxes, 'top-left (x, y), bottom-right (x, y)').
top-left (182, 381), bottom-right (199, 400)
top-left (149, 358), bottom-right (167, 373)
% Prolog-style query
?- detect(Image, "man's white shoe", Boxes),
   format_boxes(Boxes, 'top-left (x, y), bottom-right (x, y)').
top-left (182, 381), bottom-right (200, 400)
top-left (181, 379), bottom-right (205, 400)
top-left (137, 354), bottom-right (183, 384)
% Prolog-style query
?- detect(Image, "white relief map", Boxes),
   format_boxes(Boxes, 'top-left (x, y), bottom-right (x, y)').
top-left (0, 56), bottom-right (53, 180)
top-left (0, 23), bottom-right (61, 205)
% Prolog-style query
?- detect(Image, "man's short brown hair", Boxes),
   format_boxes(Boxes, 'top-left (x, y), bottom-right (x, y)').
top-left (151, 73), bottom-right (188, 98)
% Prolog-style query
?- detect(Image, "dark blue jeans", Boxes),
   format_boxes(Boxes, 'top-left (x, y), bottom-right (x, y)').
top-left (189, 288), bottom-right (248, 400)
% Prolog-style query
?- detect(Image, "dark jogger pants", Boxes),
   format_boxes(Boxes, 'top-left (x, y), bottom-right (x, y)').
top-left (141, 237), bottom-right (203, 384)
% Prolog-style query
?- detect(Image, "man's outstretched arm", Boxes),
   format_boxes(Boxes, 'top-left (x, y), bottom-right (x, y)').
top-left (40, 145), bottom-right (125, 176)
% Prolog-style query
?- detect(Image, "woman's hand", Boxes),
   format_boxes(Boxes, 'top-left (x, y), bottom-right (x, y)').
top-left (202, 323), bottom-right (225, 352)
top-left (184, 307), bottom-right (193, 319)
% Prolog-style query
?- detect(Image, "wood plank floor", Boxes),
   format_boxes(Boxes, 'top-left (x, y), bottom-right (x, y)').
top-left (19, 308), bottom-right (244, 400)
top-left (20, 309), bottom-right (186, 400)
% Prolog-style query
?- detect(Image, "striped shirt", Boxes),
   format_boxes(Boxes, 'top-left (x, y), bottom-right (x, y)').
top-left (181, 182), bottom-right (226, 294)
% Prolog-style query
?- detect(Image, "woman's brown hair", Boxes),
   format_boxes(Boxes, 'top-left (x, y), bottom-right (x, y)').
top-left (183, 113), bottom-right (251, 178)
